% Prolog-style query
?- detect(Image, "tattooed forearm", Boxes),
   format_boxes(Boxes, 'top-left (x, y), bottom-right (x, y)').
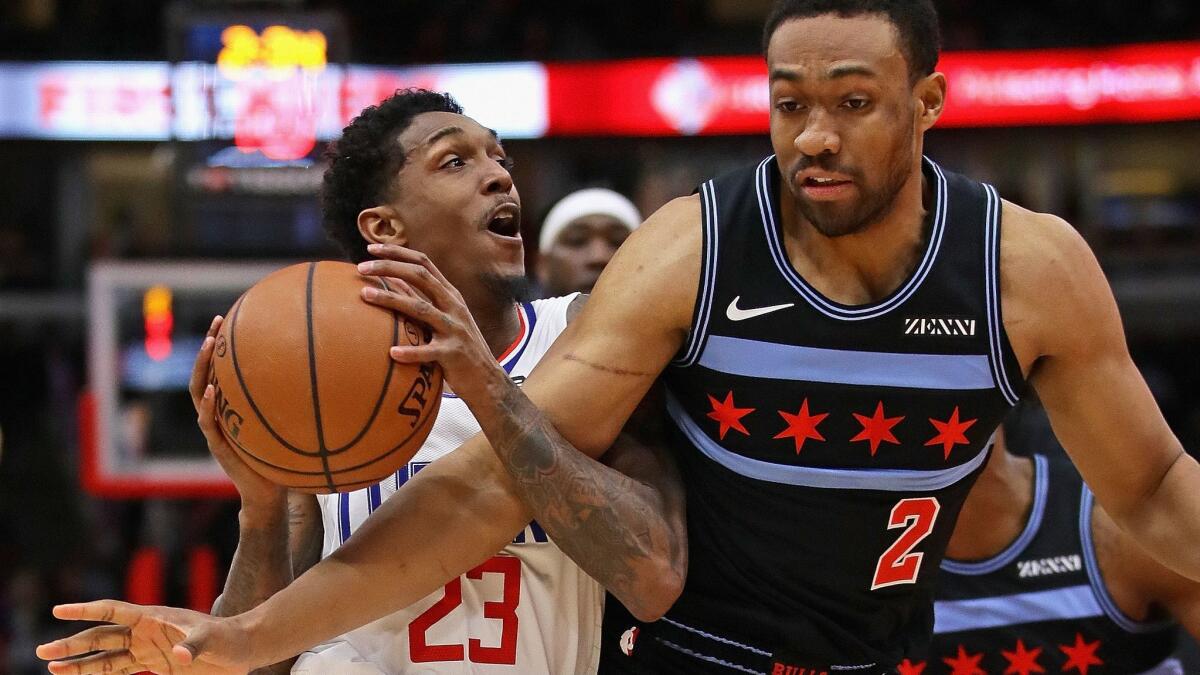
top-left (216, 494), bottom-right (322, 674)
top-left (482, 381), bottom-right (687, 620)
top-left (214, 505), bottom-right (290, 618)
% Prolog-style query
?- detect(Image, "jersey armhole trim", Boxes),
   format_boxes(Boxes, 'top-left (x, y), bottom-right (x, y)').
top-left (1079, 486), bottom-right (1177, 633)
top-left (941, 454), bottom-right (1049, 575)
top-left (673, 179), bottom-right (719, 367)
top-left (983, 183), bottom-right (1022, 406)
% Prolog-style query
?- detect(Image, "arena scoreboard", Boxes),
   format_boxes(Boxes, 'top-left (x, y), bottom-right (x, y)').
top-left (165, 8), bottom-right (347, 258)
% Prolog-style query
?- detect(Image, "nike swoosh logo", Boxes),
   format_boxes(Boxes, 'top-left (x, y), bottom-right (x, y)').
top-left (726, 296), bottom-right (795, 321)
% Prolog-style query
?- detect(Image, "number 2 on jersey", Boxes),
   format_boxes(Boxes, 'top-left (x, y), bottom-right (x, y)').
top-left (871, 497), bottom-right (940, 590)
top-left (409, 555), bottom-right (522, 663)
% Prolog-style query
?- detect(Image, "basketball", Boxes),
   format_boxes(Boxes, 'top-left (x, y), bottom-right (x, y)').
top-left (208, 261), bottom-right (443, 493)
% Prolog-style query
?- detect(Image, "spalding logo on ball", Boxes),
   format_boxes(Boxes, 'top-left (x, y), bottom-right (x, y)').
top-left (209, 260), bottom-right (443, 493)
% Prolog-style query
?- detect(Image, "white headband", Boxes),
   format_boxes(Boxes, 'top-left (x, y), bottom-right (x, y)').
top-left (538, 188), bottom-right (642, 253)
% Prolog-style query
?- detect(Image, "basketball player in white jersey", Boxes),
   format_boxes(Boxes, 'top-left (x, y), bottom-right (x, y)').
top-left (243, 91), bottom-right (683, 675)
top-left (33, 89), bottom-right (684, 675)
top-left (294, 296), bottom-right (606, 675)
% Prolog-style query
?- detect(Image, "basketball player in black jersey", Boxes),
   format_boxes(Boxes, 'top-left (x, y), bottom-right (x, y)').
top-left (39, 1), bottom-right (1200, 673)
top-left (912, 411), bottom-right (1200, 675)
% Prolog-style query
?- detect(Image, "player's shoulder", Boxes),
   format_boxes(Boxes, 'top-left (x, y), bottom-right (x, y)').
top-left (605, 194), bottom-right (702, 286)
top-left (999, 199), bottom-right (1107, 310)
top-left (623, 194), bottom-right (702, 257)
top-left (526, 293), bottom-right (580, 342)
top-left (998, 199), bottom-right (1111, 356)
top-left (999, 200), bottom-right (1097, 280)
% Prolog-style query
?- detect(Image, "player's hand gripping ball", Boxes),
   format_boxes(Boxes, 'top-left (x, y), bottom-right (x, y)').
top-left (209, 261), bottom-right (443, 493)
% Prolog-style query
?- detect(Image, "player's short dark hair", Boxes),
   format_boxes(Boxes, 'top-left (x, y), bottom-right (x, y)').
top-left (762, 0), bottom-right (941, 83)
top-left (321, 88), bottom-right (463, 262)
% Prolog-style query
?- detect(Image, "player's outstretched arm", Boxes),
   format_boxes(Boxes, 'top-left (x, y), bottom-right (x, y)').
top-left (37, 600), bottom-right (250, 675)
top-left (1005, 202), bottom-right (1200, 581)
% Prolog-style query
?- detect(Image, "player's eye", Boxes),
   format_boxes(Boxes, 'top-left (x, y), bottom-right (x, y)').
top-left (842, 98), bottom-right (870, 110)
top-left (440, 156), bottom-right (466, 169)
top-left (775, 99), bottom-right (802, 113)
top-left (497, 156), bottom-right (515, 171)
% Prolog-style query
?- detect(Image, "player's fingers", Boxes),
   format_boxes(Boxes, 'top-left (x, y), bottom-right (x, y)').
top-left (371, 243), bottom-right (457, 292)
top-left (197, 383), bottom-right (223, 437)
top-left (188, 335), bottom-right (216, 408)
top-left (361, 287), bottom-right (451, 333)
top-left (379, 276), bottom-right (419, 300)
top-left (52, 600), bottom-right (141, 626)
top-left (388, 345), bottom-right (440, 364)
top-left (46, 649), bottom-right (138, 675)
top-left (358, 259), bottom-right (459, 310)
top-left (36, 625), bottom-right (131, 660)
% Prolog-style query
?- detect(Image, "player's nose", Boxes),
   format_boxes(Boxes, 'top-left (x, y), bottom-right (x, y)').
top-left (483, 161), bottom-right (515, 195)
top-left (795, 109), bottom-right (841, 157)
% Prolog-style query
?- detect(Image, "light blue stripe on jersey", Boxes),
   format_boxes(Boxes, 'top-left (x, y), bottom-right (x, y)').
top-left (933, 585), bottom-right (1103, 634)
top-left (666, 390), bottom-right (990, 492)
top-left (698, 335), bottom-right (996, 390)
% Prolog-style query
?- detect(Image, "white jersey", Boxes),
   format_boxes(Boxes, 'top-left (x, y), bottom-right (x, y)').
top-left (293, 295), bottom-right (602, 675)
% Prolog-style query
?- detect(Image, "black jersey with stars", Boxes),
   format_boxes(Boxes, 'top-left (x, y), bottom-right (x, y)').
top-left (600, 156), bottom-right (1025, 674)
top-left (906, 454), bottom-right (1180, 675)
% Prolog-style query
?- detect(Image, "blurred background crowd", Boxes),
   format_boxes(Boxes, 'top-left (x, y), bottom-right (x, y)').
top-left (3, 0), bottom-right (1200, 672)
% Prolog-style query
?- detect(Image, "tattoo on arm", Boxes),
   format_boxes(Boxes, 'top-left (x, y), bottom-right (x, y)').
top-left (487, 382), bottom-right (686, 614)
top-left (215, 493), bottom-right (323, 674)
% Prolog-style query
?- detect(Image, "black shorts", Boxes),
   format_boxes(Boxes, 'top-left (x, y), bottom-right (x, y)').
top-left (599, 607), bottom-right (897, 675)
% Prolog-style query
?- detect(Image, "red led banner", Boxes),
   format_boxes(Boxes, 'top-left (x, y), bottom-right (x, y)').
top-left (938, 42), bottom-right (1200, 127)
top-left (4, 42), bottom-right (1200, 141)
top-left (546, 42), bottom-right (1200, 136)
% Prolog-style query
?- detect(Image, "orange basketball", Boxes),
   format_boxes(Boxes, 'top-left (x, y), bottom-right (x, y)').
top-left (209, 261), bottom-right (442, 493)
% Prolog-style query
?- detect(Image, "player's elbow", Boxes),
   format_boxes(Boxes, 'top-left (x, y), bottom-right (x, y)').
top-left (626, 560), bottom-right (685, 622)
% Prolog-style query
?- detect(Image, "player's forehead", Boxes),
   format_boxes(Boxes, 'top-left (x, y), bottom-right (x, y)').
top-left (564, 214), bottom-right (630, 234)
top-left (766, 13), bottom-right (906, 82)
top-left (398, 111), bottom-right (499, 155)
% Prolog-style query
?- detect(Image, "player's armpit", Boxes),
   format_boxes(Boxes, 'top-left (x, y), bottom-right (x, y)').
top-left (1008, 205), bottom-right (1200, 581)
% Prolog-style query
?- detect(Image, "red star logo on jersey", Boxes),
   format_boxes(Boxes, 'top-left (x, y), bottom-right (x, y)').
top-left (1000, 639), bottom-right (1044, 675)
top-left (942, 645), bottom-right (985, 675)
top-left (773, 399), bottom-right (828, 453)
top-left (925, 406), bottom-right (977, 460)
top-left (896, 658), bottom-right (926, 675)
top-left (851, 401), bottom-right (904, 455)
top-left (1059, 633), bottom-right (1103, 674)
top-left (706, 391), bottom-right (754, 440)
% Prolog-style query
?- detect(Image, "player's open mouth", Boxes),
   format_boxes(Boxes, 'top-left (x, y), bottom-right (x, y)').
top-left (798, 173), bottom-right (854, 199)
top-left (485, 203), bottom-right (522, 238)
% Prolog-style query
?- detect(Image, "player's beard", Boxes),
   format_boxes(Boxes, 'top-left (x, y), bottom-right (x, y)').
top-left (792, 123), bottom-right (916, 239)
top-left (480, 273), bottom-right (538, 304)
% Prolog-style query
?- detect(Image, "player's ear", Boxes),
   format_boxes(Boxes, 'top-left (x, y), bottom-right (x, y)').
top-left (357, 206), bottom-right (408, 247)
top-left (914, 71), bottom-right (946, 131)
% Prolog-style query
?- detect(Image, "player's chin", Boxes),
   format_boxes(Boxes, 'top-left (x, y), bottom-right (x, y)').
top-left (482, 231), bottom-right (526, 264)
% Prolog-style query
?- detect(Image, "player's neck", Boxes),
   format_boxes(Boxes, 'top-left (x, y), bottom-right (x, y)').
top-left (945, 447), bottom-right (1035, 562)
top-left (464, 291), bottom-right (523, 361)
top-left (778, 165), bottom-right (930, 306)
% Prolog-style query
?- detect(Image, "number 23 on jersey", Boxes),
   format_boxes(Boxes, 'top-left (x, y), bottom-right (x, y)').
top-left (409, 555), bottom-right (522, 664)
